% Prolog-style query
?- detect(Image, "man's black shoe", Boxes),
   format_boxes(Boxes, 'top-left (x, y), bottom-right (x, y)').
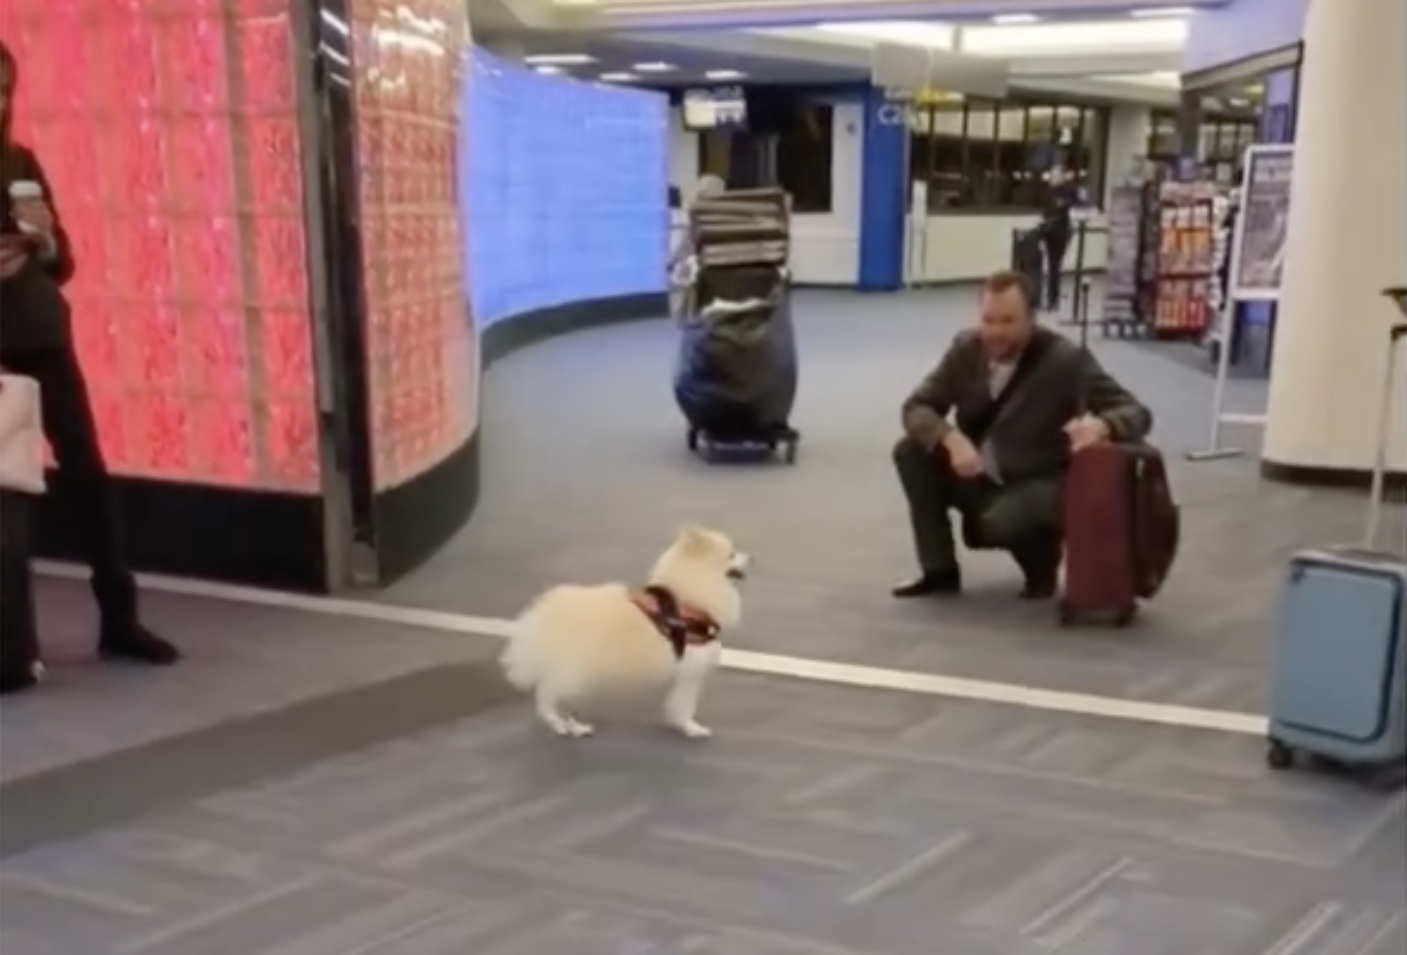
top-left (1019, 575), bottom-right (1059, 600)
top-left (99, 622), bottom-right (181, 666)
top-left (891, 569), bottom-right (962, 598)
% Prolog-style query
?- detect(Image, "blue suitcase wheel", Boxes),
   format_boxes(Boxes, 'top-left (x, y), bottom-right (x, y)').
top-left (1266, 738), bottom-right (1294, 770)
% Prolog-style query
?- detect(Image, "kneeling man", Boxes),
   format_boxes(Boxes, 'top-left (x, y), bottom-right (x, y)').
top-left (892, 269), bottom-right (1151, 599)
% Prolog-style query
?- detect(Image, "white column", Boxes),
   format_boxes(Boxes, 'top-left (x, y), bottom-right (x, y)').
top-left (1262, 0), bottom-right (1407, 476)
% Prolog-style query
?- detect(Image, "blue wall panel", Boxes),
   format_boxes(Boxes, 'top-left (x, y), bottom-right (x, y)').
top-left (461, 51), bottom-right (670, 327)
top-left (857, 88), bottom-right (908, 291)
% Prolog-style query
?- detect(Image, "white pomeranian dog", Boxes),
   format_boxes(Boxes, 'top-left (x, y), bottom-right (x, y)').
top-left (500, 524), bottom-right (748, 740)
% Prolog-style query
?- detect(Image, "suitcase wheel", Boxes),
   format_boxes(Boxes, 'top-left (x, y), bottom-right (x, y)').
top-left (686, 428), bottom-right (700, 452)
top-left (1057, 601), bottom-right (1075, 627)
top-left (1266, 738), bottom-right (1295, 770)
top-left (782, 439), bottom-right (798, 464)
top-left (1114, 606), bottom-right (1137, 627)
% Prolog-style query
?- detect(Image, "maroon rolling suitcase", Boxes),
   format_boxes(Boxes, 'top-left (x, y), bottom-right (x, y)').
top-left (1059, 443), bottom-right (1179, 627)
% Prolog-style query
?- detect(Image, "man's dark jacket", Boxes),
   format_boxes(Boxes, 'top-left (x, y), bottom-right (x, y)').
top-left (902, 326), bottom-right (1152, 482)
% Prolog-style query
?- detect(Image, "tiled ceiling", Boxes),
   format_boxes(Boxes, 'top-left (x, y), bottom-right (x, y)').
top-left (500, 33), bottom-right (868, 85)
top-left (530, 0), bottom-right (1227, 29)
top-left (475, 5), bottom-right (1207, 96)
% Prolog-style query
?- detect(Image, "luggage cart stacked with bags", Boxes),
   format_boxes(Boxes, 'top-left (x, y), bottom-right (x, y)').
top-left (673, 187), bottom-right (801, 463)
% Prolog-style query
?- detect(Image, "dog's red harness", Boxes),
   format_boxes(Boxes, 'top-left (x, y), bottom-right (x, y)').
top-left (632, 586), bottom-right (720, 658)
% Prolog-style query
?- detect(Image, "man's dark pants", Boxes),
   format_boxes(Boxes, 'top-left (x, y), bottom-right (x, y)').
top-left (0, 342), bottom-right (138, 625)
top-left (892, 437), bottom-right (1062, 579)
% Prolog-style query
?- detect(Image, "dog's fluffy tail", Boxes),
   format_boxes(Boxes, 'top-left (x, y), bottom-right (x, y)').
top-left (499, 608), bottom-right (544, 691)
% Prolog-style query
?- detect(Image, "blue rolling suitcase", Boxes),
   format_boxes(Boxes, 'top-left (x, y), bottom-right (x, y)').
top-left (1266, 306), bottom-right (1407, 771)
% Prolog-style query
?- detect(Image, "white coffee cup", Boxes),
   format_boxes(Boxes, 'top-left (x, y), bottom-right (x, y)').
top-left (8, 180), bottom-right (44, 234)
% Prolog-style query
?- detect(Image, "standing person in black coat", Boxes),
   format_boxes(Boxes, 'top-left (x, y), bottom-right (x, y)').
top-left (1038, 164), bottom-right (1080, 312)
top-left (0, 41), bottom-right (178, 693)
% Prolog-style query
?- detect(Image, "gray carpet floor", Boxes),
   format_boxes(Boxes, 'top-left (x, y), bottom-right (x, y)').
top-left (2, 673), bottom-right (1402, 955)
top-left (379, 288), bottom-right (1399, 713)
top-left (0, 578), bottom-right (505, 784)
top-left (4, 287), bottom-right (1404, 955)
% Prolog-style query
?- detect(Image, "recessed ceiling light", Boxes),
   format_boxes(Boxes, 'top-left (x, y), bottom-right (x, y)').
top-left (598, 72), bottom-right (638, 82)
top-left (813, 21), bottom-right (956, 49)
top-left (534, 65), bottom-right (565, 75)
top-left (991, 13), bottom-right (1040, 25)
top-left (633, 61), bottom-right (677, 73)
top-left (524, 53), bottom-right (596, 65)
top-left (703, 69), bottom-right (747, 80)
top-left (1130, 6), bottom-right (1195, 17)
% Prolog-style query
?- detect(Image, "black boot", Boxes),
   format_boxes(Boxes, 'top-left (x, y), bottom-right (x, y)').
top-left (892, 567), bottom-right (963, 598)
top-left (0, 662), bottom-right (43, 696)
top-left (99, 619), bottom-right (181, 665)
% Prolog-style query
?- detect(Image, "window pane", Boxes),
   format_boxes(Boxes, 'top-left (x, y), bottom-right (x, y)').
top-left (994, 107), bottom-right (1026, 205)
top-left (963, 100), bottom-right (998, 206)
top-left (1054, 105), bottom-right (1081, 167)
top-left (1199, 122), bottom-right (1219, 160)
top-left (697, 130), bottom-right (731, 179)
top-left (775, 103), bottom-right (833, 213)
top-left (904, 97), bottom-right (1111, 212)
top-left (1078, 106), bottom-right (1106, 202)
top-left (909, 104), bottom-right (934, 186)
top-left (1026, 105), bottom-right (1056, 169)
top-left (927, 103), bottom-right (969, 210)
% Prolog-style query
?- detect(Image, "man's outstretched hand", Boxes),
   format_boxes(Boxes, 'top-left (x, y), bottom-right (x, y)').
top-left (1064, 413), bottom-right (1112, 452)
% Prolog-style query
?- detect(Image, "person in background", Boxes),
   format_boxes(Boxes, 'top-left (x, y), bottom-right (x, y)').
top-left (890, 270), bottom-right (1151, 601)
top-left (0, 41), bottom-right (178, 688)
top-left (1038, 164), bottom-right (1080, 312)
top-left (668, 173), bottom-right (727, 287)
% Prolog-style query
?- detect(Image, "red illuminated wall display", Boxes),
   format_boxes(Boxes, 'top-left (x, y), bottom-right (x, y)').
top-left (7, 0), bottom-right (319, 491)
top-left (5, 0), bottom-right (479, 589)
top-left (349, 0), bottom-right (477, 491)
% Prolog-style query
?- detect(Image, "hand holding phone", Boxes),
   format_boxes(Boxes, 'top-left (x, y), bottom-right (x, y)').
top-left (8, 181), bottom-right (48, 236)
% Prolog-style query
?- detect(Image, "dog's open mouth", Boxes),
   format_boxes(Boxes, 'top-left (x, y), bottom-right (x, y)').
top-left (726, 567), bottom-right (747, 582)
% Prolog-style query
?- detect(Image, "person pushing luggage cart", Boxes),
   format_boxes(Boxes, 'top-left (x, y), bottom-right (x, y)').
top-left (672, 186), bottom-right (801, 463)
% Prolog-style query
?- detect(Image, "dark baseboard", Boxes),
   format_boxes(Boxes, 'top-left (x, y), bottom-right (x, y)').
top-left (1261, 459), bottom-right (1407, 492)
top-left (33, 474), bottom-right (327, 593)
top-left (373, 430), bottom-right (479, 586)
top-left (480, 292), bottom-right (668, 369)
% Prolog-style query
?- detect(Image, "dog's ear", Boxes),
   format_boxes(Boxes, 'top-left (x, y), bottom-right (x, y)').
top-left (676, 522), bottom-right (709, 549)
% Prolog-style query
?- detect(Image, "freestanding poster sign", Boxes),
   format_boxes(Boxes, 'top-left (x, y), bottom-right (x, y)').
top-left (1233, 144), bottom-right (1295, 302)
top-left (1188, 144), bottom-right (1295, 461)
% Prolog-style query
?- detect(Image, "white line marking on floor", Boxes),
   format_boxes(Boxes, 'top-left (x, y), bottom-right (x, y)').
top-left (34, 560), bottom-right (517, 638)
top-left (719, 649), bottom-right (1267, 735)
top-left (35, 560), bottom-right (1270, 737)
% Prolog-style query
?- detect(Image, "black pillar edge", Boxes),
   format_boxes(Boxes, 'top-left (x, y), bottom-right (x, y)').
top-left (1261, 460), bottom-right (1407, 493)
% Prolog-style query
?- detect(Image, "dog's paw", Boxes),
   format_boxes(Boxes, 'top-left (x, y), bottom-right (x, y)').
top-left (675, 720), bottom-right (713, 740)
top-left (565, 718), bottom-right (595, 738)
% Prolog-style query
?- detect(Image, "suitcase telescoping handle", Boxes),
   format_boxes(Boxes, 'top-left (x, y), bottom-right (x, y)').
top-left (1362, 287), bottom-right (1407, 550)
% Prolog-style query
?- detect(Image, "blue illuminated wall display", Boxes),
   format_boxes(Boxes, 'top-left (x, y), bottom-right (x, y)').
top-left (460, 50), bottom-right (670, 328)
